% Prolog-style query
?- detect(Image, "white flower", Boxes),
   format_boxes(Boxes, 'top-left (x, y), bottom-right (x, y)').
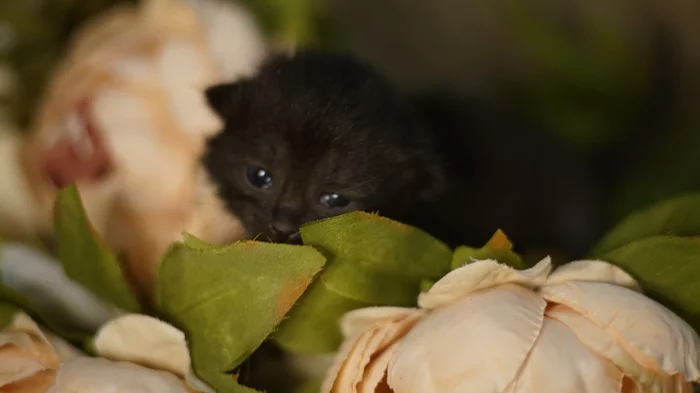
top-left (0, 312), bottom-right (213, 392)
top-left (322, 258), bottom-right (700, 393)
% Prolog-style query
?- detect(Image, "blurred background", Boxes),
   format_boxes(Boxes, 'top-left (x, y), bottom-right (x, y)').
top-left (1, 0), bottom-right (700, 236)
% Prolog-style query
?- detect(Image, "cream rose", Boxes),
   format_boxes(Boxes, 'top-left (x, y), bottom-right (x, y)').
top-left (322, 257), bottom-right (700, 393)
top-left (0, 312), bottom-right (213, 392)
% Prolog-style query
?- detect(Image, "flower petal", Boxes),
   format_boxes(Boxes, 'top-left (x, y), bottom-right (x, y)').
top-left (3, 369), bottom-right (57, 393)
top-left (418, 257), bottom-right (552, 309)
top-left (0, 313), bottom-right (60, 380)
top-left (322, 310), bottom-right (423, 393)
top-left (0, 350), bottom-right (49, 386)
top-left (542, 282), bottom-right (700, 383)
top-left (0, 313), bottom-right (79, 388)
top-left (508, 318), bottom-right (622, 393)
top-left (547, 305), bottom-right (693, 392)
top-left (40, 329), bottom-right (83, 362)
top-left (389, 284), bottom-right (546, 393)
top-left (340, 307), bottom-right (423, 339)
top-left (545, 260), bottom-right (640, 291)
top-left (93, 314), bottom-right (190, 378)
top-left (53, 357), bottom-right (192, 393)
top-left (358, 342), bottom-right (399, 393)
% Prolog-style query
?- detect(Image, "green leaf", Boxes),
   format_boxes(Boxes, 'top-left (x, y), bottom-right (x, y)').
top-left (155, 238), bottom-right (326, 393)
top-left (0, 279), bottom-right (34, 315)
top-left (0, 301), bottom-right (21, 330)
top-left (0, 247), bottom-right (48, 330)
top-left (451, 229), bottom-right (525, 270)
top-left (274, 212), bottom-right (452, 353)
top-left (182, 232), bottom-right (211, 250)
top-left (0, 242), bottom-right (118, 341)
top-left (274, 279), bottom-right (371, 353)
top-left (53, 185), bottom-right (140, 312)
top-left (296, 379), bottom-right (322, 393)
top-left (591, 193), bottom-right (700, 257)
top-left (602, 236), bottom-right (700, 332)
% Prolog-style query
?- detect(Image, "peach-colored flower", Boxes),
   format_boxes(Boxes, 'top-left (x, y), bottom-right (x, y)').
top-left (0, 312), bottom-right (82, 392)
top-left (323, 258), bottom-right (700, 393)
top-left (1, 0), bottom-right (264, 297)
top-left (0, 312), bottom-right (214, 393)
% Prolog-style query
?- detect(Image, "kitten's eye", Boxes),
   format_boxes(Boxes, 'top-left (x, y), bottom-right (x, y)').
top-left (246, 166), bottom-right (273, 189)
top-left (320, 193), bottom-right (350, 209)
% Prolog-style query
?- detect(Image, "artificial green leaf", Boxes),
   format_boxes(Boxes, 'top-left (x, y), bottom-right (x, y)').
top-left (303, 212), bottom-right (451, 280)
top-left (296, 379), bottom-right (322, 393)
top-left (274, 278), bottom-right (371, 353)
top-left (182, 232), bottom-right (212, 250)
top-left (275, 212), bottom-right (451, 353)
top-left (603, 236), bottom-right (700, 331)
top-left (0, 301), bottom-right (21, 330)
top-left (0, 278), bottom-right (88, 344)
top-left (0, 249), bottom-right (45, 329)
top-left (0, 265), bottom-right (75, 340)
top-left (591, 193), bottom-right (700, 257)
top-left (156, 238), bottom-right (326, 393)
top-left (0, 279), bottom-right (34, 314)
top-left (53, 185), bottom-right (140, 312)
top-left (0, 242), bottom-right (118, 339)
top-left (419, 279), bottom-right (436, 293)
top-left (451, 229), bottom-right (525, 270)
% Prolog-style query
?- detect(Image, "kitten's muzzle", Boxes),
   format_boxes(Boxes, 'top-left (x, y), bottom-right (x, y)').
top-left (267, 223), bottom-right (302, 244)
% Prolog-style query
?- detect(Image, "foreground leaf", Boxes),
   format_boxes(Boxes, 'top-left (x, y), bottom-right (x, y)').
top-left (53, 185), bottom-right (140, 312)
top-left (156, 238), bottom-right (326, 393)
top-left (0, 301), bottom-right (21, 330)
top-left (0, 246), bottom-right (47, 330)
top-left (1, 242), bottom-right (119, 333)
top-left (274, 212), bottom-right (452, 353)
top-left (591, 193), bottom-right (700, 256)
top-left (451, 229), bottom-right (525, 270)
top-left (602, 236), bottom-right (700, 332)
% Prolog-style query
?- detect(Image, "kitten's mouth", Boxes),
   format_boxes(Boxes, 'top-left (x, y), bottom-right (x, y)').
top-left (41, 100), bottom-right (113, 189)
top-left (257, 230), bottom-right (302, 245)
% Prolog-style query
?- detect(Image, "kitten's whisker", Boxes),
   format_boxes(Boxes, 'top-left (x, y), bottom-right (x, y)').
top-left (339, 179), bottom-right (376, 194)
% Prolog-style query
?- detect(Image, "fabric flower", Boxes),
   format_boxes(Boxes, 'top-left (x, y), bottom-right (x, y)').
top-left (322, 257), bottom-right (700, 393)
top-left (3, 0), bottom-right (264, 297)
top-left (0, 312), bottom-right (213, 392)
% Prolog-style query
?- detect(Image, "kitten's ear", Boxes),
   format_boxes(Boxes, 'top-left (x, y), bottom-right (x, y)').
top-left (205, 82), bottom-right (244, 118)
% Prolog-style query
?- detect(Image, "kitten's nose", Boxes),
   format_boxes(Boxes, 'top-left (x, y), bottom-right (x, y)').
top-left (268, 223), bottom-right (301, 244)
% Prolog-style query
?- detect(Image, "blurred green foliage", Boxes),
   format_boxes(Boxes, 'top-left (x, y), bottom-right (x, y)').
top-left (238, 0), bottom-right (340, 49)
top-left (499, 0), bottom-right (648, 149)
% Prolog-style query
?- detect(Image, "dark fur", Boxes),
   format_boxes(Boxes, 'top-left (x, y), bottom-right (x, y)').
top-left (409, 93), bottom-right (606, 258)
top-left (203, 51), bottom-right (444, 243)
top-left (202, 51), bottom-right (606, 393)
top-left (204, 50), bottom-right (605, 258)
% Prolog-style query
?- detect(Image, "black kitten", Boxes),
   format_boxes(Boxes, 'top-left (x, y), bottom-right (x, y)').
top-left (409, 93), bottom-right (606, 258)
top-left (203, 50), bottom-right (444, 243)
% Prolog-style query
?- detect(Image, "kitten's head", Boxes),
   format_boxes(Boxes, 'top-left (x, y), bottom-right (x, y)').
top-left (203, 51), bottom-right (444, 243)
